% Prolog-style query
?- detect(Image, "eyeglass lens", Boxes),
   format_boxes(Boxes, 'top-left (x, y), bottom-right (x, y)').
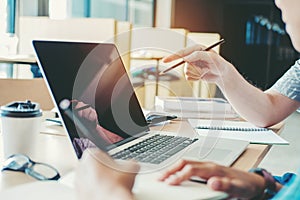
top-left (2, 154), bottom-right (60, 181)
top-left (3, 154), bottom-right (30, 170)
top-left (27, 163), bottom-right (59, 180)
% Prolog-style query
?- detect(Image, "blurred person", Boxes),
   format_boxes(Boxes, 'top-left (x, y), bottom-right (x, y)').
top-left (163, 3), bottom-right (300, 128)
top-left (75, 0), bottom-right (300, 199)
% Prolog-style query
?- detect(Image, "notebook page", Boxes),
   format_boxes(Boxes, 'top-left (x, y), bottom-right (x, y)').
top-left (188, 119), bottom-right (289, 145)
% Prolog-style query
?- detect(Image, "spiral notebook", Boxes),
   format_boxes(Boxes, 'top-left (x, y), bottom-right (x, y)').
top-left (188, 119), bottom-right (289, 145)
top-left (195, 126), bottom-right (268, 132)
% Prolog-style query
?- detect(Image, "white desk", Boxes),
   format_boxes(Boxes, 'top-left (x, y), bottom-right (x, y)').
top-left (0, 113), bottom-right (77, 191)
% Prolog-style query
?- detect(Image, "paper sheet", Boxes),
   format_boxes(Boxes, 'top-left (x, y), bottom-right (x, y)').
top-left (188, 119), bottom-right (289, 145)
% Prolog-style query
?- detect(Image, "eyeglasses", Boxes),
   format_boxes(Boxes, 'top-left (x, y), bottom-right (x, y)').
top-left (2, 154), bottom-right (60, 181)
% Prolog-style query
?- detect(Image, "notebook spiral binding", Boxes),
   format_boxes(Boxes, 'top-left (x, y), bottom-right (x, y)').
top-left (196, 126), bottom-right (268, 132)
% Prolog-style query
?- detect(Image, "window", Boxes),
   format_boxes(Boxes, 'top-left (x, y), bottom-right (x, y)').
top-left (71, 0), bottom-right (155, 27)
top-left (0, 1), bottom-right (7, 34)
top-left (0, 1), bottom-right (14, 78)
top-left (7, 0), bottom-right (16, 33)
top-left (128, 0), bottom-right (154, 27)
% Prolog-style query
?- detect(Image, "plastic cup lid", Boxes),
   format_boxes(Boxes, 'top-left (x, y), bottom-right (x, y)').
top-left (0, 100), bottom-right (42, 118)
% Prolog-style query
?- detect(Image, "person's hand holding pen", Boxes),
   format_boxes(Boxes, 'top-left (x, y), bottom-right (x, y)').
top-left (72, 100), bottom-right (98, 123)
top-left (72, 100), bottom-right (123, 144)
top-left (162, 40), bottom-right (233, 86)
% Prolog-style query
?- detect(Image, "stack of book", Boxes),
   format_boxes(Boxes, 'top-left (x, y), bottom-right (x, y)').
top-left (154, 96), bottom-right (239, 119)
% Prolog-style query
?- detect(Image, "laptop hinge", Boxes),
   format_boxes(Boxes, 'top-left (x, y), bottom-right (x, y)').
top-left (106, 131), bottom-right (150, 151)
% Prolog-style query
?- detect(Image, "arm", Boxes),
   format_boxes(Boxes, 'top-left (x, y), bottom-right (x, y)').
top-left (75, 149), bottom-right (138, 200)
top-left (216, 64), bottom-right (299, 127)
top-left (163, 45), bottom-right (300, 127)
top-left (159, 159), bottom-right (282, 199)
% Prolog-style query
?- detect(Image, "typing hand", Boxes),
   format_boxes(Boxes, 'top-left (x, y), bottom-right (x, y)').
top-left (158, 159), bottom-right (266, 199)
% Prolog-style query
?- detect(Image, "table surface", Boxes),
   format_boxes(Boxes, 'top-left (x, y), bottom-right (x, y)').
top-left (0, 112), bottom-right (284, 191)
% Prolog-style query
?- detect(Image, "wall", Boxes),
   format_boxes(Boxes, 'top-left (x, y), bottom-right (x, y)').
top-left (155, 0), bottom-right (173, 28)
top-left (171, 0), bottom-right (300, 90)
top-left (172, 0), bottom-right (223, 32)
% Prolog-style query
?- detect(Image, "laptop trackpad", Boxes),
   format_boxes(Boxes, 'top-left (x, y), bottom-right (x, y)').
top-left (183, 146), bottom-right (231, 164)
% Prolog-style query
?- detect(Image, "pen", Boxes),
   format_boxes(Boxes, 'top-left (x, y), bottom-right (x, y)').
top-left (189, 178), bottom-right (207, 184)
top-left (74, 104), bottom-right (92, 111)
top-left (159, 38), bottom-right (225, 75)
top-left (176, 97), bottom-right (227, 103)
top-left (46, 118), bottom-right (62, 125)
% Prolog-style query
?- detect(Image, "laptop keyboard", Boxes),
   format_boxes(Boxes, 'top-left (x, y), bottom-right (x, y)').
top-left (111, 134), bottom-right (198, 164)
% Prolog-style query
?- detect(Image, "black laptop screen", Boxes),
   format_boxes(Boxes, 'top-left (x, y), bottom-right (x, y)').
top-left (33, 41), bottom-right (149, 158)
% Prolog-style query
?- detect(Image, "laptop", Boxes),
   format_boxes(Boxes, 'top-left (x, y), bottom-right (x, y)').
top-left (32, 41), bottom-right (248, 172)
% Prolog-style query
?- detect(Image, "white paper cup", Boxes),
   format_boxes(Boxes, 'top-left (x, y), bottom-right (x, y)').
top-left (0, 101), bottom-right (42, 158)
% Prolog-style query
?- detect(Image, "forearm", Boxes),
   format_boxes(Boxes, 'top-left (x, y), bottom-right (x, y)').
top-left (216, 64), bottom-right (279, 127)
top-left (180, 49), bottom-right (299, 126)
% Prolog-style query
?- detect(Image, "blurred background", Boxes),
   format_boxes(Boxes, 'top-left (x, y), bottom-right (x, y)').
top-left (0, 0), bottom-right (300, 175)
top-left (1, 0), bottom-right (299, 89)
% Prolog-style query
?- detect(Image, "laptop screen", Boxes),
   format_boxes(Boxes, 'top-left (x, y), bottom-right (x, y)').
top-left (33, 41), bottom-right (149, 158)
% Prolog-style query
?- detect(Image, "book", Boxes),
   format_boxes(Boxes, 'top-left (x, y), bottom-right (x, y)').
top-left (188, 119), bottom-right (289, 145)
top-left (155, 96), bottom-right (235, 112)
top-left (154, 96), bottom-right (239, 119)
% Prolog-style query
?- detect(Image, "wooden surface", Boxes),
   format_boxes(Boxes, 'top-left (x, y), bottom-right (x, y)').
top-left (0, 113), bottom-right (284, 191)
top-left (0, 78), bottom-right (54, 110)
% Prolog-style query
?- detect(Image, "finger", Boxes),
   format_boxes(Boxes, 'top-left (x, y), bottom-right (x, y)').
top-left (159, 160), bottom-right (211, 182)
top-left (81, 108), bottom-right (92, 120)
top-left (184, 64), bottom-right (209, 81)
top-left (207, 177), bottom-right (228, 191)
top-left (185, 65), bottom-right (204, 77)
top-left (88, 109), bottom-right (97, 121)
top-left (163, 45), bottom-right (205, 63)
top-left (185, 69), bottom-right (199, 78)
top-left (183, 50), bottom-right (210, 63)
top-left (185, 73), bottom-right (201, 81)
top-left (200, 73), bottom-right (215, 82)
top-left (165, 164), bottom-right (198, 185)
top-left (81, 108), bottom-right (91, 120)
top-left (199, 68), bottom-right (210, 78)
top-left (207, 177), bottom-right (255, 199)
top-left (185, 76), bottom-right (200, 81)
top-left (158, 159), bottom-right (189, 181)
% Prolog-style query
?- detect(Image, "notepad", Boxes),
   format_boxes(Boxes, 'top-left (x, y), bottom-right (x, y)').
top-left (196, 126), bottom-right (268, 132)
top-left (188, 119), bottom-right (289, 145)
top-left (155, 96), bottom-right (235, 113)
top-left (154, 96), bottom-right (239, 119)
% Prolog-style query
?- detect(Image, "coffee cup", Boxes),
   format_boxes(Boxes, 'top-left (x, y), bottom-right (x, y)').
top-left (0, 100), bottom-right (42, 158)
